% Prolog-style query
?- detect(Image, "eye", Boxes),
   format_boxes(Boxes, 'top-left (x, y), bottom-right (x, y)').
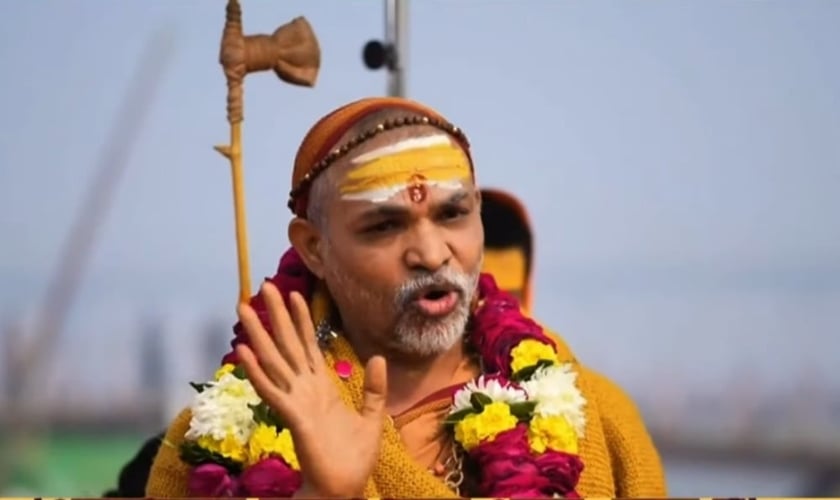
top-left (439, 205), bottom-right (470, 221)
top-left (364, 219), bottom-right (401, 234)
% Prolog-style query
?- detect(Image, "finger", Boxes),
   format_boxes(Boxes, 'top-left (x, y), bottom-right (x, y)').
top-left (288, 291), bottom-right (327, 373)
top-left (237, 302), bottom-right (295, 387)
top-left (261, 282), bottom-right (309, 374)
top-left (236, 345), bottom-right (294, 420)
top-left (360, 355), bottom-right (388, 421)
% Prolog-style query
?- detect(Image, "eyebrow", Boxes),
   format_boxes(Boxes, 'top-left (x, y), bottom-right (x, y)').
top-left (355, 190), bottom-right (472, 222)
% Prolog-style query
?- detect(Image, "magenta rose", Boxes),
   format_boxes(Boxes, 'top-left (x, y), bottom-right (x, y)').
top-left (239, 457), bottom-right (302, 497)
top-left (470, 275), bottom-right (555, 376)
top-left (469, 424), bottom-right (550, 496)
top-left (223, 248), bottom-right (315, 364)
top-left (188, 463), bottom-right (237, 497)
top-left (535, 449), bottom-right (584, 497)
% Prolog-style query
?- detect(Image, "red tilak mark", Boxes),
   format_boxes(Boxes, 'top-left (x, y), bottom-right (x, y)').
top-left (408, 174), bottom-right (427, 203)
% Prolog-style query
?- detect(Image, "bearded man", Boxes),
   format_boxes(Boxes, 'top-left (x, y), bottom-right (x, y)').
top-left (146, 97), bottom-right (667, 498)
top-left (103, 190), bottom-right (537, 498)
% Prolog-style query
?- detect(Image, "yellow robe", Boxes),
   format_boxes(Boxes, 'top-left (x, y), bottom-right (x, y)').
top-left (146, 328), bottom-right (667, 497)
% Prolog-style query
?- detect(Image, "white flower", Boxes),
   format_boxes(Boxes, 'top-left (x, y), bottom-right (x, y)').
top-left (450, 375), bottom-right (527, 414)
top-left (185, 372), bottom-right (262, 445)
top-left (521, 363), bottom-right (587, 437)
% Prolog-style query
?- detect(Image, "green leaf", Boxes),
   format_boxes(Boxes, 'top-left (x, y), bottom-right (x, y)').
top-left (470, 392), bottom-right (493, 412)
top-left (249, 403), bottom-right (270, 425)
top-left (443, 407), bottom-right (476, 426)
top-left (249, 402), bottom-right (285, 429)
top-left (232, 365), bottom-right (247, 379)
top-left (509, 401), bottom-right (538, 421)
top-left (179, 441), bottom-right (242, 473)
top-left (510, 359), bottom-right (554, 382)
top-left (189, 382), bottom-right (211, 393)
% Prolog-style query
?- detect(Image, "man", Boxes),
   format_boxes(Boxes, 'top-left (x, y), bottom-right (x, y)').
top-left (480, 188), bottom-right (535, 313)
top-left (103, 189), bottom-right (537, 498)
top-left (145, 97), bottom-right (666, 498)
top-left (104, 191), bottom-right (535, 497)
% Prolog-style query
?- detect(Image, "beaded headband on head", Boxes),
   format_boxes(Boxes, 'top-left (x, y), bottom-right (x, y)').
top-left (288, 98), bottom-right (473, 217)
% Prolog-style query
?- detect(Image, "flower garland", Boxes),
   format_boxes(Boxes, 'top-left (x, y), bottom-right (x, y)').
top-left (179, 249), bottom-right (585, 498)
top-left (179, 364), bottom-right (302, 497)
top-left (447, 274), bottom-right (586, 498)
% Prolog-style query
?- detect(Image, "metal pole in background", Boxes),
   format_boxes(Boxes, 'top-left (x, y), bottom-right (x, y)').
top-left (364, 0), bottom-right (409, 97)
top-left (384, 0), bottom-right (408, 97)
top-left (0, 28), bottom-right (177, 494)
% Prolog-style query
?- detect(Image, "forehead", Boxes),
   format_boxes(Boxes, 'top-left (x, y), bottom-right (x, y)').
top-left (325, 126), bottom-right (472, 202)
top-left (332, 125), bottom-right (457, 173)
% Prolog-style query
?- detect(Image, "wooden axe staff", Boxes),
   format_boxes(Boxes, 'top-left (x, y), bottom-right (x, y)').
top-left (214, 0), bottom-right (321, 304)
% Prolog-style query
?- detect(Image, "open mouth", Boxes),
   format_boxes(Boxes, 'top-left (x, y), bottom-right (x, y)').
top-left (423, 289), bottom-right (450, 300)
top-left (412, 285), bottom-right (460, 317)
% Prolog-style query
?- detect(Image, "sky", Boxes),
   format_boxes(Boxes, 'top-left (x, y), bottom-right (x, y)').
top-left (1, 0), bottom-right (839, 427)
top-left (1, 1), bottom-right (840, 495)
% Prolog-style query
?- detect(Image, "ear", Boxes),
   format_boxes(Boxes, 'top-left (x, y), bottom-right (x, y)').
top-left (288, 217), bottom-right (327, 279)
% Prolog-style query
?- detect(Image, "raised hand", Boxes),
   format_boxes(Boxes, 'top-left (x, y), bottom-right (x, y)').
top-left (235, 282), bottom-right (387, 498)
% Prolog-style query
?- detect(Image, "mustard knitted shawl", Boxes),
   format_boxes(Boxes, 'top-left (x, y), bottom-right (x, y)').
top-left (146, 326), bottom-right (666, 497)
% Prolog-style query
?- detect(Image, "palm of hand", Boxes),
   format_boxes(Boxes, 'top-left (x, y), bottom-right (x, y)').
top-left (287, 373), bottom-right (384, 497)
top-left (236, 283), bottom-right (388, 498)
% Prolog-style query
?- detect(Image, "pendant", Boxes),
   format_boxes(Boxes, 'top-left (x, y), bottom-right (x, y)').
top-left (315, 320), bottom-right (337, 346)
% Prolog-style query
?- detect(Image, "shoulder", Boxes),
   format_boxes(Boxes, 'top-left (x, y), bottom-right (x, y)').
top-left (540, 324), bottom-right (668, 496)
top-left (146, 407), bottom-right (193, 497)
top-left (581, 366), bottom-right (668, 496)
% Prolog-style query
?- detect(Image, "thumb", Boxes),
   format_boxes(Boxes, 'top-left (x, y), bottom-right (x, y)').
top-left (360, 355), bottom-right (387, 420)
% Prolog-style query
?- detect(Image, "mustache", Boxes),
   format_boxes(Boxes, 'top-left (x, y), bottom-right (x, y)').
top-left (394, 268), bottom-right (476, 309)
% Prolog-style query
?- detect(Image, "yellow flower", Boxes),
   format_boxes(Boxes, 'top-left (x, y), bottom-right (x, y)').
top-left (214, 363), bottom-right (236, 381)
top-left (510, 339), bottom-right (559, 374)
top-left (247, 424), bottom-right (300, 470)
top-left (453, 402), bottom-right (518, 451)
top-left (274, 429), bottom-right (300, 470)
top-left (528, 414), bottom-right (578, 454)
top-left (197, 432), bottom-right (247, 463)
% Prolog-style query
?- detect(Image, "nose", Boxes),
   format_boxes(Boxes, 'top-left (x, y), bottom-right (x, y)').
top-left (403, 222), bottom-right (452, 273)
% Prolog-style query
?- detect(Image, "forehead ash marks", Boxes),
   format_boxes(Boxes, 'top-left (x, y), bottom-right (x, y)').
top-left (338, 133), bottom-right (471, 204)
top-left (350, 135), bottom-right (451, 165)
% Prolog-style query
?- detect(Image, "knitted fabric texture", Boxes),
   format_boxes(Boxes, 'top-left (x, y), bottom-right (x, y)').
top-left (145, 329), bottom-right (667, 497)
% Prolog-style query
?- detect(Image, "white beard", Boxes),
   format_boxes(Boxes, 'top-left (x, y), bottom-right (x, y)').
top-left (390, 262), bottom-right (481, 357)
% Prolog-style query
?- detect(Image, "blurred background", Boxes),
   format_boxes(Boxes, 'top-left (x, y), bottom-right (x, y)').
top-left (1, 0), bottom-right (839, 497)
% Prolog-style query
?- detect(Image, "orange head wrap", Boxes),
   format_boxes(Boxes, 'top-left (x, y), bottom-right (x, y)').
top-left (288, 96), bottom-right (473, 217)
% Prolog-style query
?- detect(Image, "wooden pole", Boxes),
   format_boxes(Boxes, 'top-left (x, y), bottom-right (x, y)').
top-left (213, 0), bottom-right (321, 305)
